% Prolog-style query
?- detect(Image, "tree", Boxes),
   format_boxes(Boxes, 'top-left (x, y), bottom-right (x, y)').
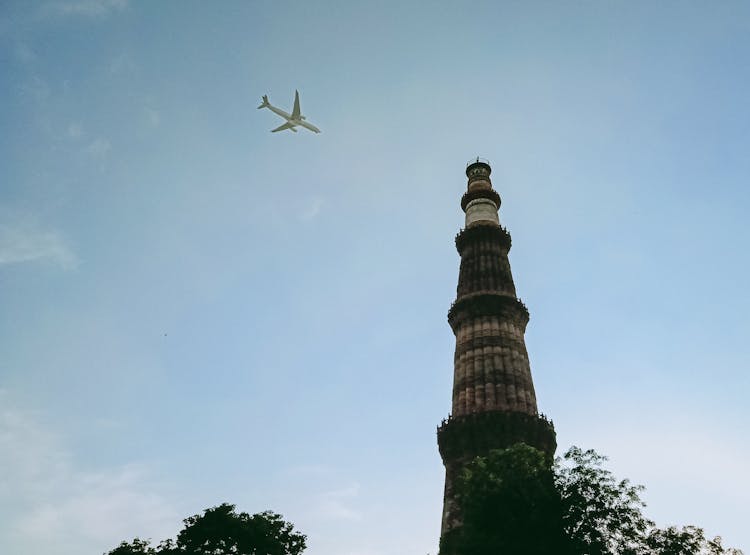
top-left (441, 444), bottom-right (743, 555)
top-left (107, 538), bottom-right (156, 555)
top-left (646, 526), bottom-right (743, 555)
top-left (443, 443), bottom-right (569, 555)
top-left (105, 503), bottom-right (306, 555)
top-left (556, 446), bottom-right (652, 554)
top-left (556, 447), bottom-right (743, 555)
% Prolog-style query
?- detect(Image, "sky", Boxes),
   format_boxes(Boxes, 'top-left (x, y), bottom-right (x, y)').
top-left (1, 1), bottom-right (749, 554)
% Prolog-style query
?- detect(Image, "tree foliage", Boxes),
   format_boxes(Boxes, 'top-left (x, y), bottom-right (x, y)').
top-left (441, 444), bottom-right (743, 555)
top-left (108, 538), bottom-right (156, 555)
top-left (105, 503), bottom-right (306, 555)
top-left (645, 526), bottom-right (743, 555)
top-left (444, 443), bottom-right (569, 555)
top-left (557, 446), bottom-right (652, 554)
top-left (556, 447), bottom-right (742, 555)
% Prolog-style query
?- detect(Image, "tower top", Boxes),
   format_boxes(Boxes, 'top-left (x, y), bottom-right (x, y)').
top-left (466, 157), bottom-right (491, 178)
top-left (461, 157), bottom-right (500, 221)
top-left (466, 157), bottom-right (491, 171)
top-left (465, 158), bottom-right (492, 193)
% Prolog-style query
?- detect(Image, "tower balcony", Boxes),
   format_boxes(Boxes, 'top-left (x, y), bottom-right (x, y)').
top-left (437, 410), bottom-right (557, 462)
top-left (448, 293), bottom-right (529, 332)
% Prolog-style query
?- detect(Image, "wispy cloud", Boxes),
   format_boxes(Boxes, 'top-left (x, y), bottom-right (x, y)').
top-left (64, 124), bottom-right (112, 159)
top-left (67, 122), bottom-right (84, 140)
top-left (18, 75), bottom-right (50, 103)
top-left (0, 220), bottom-right (77, 269)
top-left (14, 42), bottom-right (38, 64)
top-left (108, 52), bottom-right (137, 75)
top-left (145, 107), bottom-right (160, 127)
top-left (0, 396), bottom-right (70, 498)
top-left (0, 392), bottom-right (179, 554)
top-left (599, 424), bottom-right (750, 505)
top-left (44, 0), bottom-right (128, 18)
top-left (16, 465), bottom-right (177, 548)
top-left (301, 197), bottom-right (324, 221)
top-left (280, 466), bottom-right (364, 523)
top-left (282, 464), bottom-right (334, 478)
top-left (315, 484), bottom-right (362, 521)
top-left (84, 137), bottom-right (111, 158)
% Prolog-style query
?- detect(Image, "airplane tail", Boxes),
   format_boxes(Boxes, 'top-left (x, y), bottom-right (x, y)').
top-left (257, 95), bottom-right (270, 109)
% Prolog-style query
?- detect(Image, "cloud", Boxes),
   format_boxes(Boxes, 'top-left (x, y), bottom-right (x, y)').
top-left (603, 425), bottom-right (750, 506)
top-left (0, 392), bottom-right (179, 554)
top-left (301, 197), bottom-right (324, 221)
top-left (67, 122), bottom-right (84, 139)
top-left (282, 464), bottom-right (333, 478)
top-left (0, 396), bottom-right (70, 498)
top-left (145, 107), bottom-right (160, 127)
top-left (17, 465), bottom-right (177, 548)
top-left (279, 465), bottom-right (362, 521)
top-left (315, 484), bottom-right (362, 521)
top-left (45, 0), bottom-right (128, 18)
top-left (108, 52), bottom-right (137, 75)
top-left (0, 220), bottom-right (77, 269)
top-left (18, 75), bottom-right (50, 102)
top-left (84, 137), bottom-right (111, 158)
top-left (14, 42), bottom-right (38, 64)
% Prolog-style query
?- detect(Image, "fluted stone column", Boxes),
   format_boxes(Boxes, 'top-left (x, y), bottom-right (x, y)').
top-left (437, 160), bottom-right (556, 550)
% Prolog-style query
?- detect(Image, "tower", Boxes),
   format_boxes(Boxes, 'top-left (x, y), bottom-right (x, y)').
top-left (437, 159), bottom-right (556, 551)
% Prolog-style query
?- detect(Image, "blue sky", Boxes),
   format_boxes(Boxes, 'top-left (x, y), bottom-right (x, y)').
top-left (1, 1), bottom-right (749, 554)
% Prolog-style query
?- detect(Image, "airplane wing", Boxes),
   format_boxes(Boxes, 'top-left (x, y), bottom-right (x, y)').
top-left (291, 90), bottom-right (301, 120)
top-left (271, 122), bottom-right (295, 132)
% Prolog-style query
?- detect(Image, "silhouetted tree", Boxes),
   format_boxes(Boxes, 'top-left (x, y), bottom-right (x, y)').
top-left (645, 525), bottom-right (743, 555)
top-left (107, 538), bottom-right (155, 555)
top-left (443, 443), bottom-right (569, 555)
top-left (557, 447), bottom-right (743, 555)
top-left (556, 446), bottom-right (652, 554)
top-left (440, 444), bottom-right (743, 555)
top-left (105, 503), bottom-right (306, 555)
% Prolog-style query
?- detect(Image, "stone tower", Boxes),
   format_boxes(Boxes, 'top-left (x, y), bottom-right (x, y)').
top-left (437, 159), bottom-right (556, 550)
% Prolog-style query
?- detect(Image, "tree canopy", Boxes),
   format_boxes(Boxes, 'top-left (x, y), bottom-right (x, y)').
top-left (105, 503), bottom-right (306, 555)
top-left (441, 444), bottom-right (743, 555)
top-left (445, 443), bottom-right (568, 555)
top-left (557, 446), bottom-right (651, 554)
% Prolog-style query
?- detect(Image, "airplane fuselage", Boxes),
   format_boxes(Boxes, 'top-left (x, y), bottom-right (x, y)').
top-left (258, 90), bottom-right (321, 134)
top-left (269, 108), bottom-right (320, 134)
top-left (267, 105), bottom-right (292, 120)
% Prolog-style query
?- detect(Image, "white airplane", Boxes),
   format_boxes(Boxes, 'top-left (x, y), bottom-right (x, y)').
top-left (257, 90), bottom-right (321, 134)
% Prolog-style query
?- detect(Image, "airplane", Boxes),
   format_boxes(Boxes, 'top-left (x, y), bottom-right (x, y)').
top-left (257, 90), bottom-right (321, 134)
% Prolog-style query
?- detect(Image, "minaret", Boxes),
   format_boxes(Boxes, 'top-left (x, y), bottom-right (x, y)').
top-left (437, 159), bottom-right (556, 551)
